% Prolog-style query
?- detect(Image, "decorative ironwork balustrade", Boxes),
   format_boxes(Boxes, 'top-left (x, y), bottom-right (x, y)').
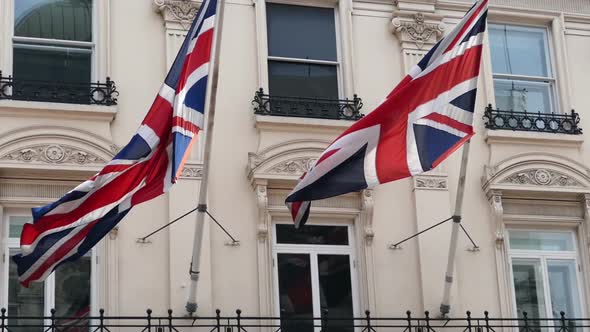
top-left (1, 307), bottom-right (586, 332)
top-left (483, 105), bottom-right (582, 135)
top-left (253, 88), bottom-right (364, 121)
top-left (0, 72), bottom-right (119, 106)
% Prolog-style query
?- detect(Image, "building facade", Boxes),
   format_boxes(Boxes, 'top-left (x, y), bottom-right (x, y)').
top-left (1, 0), bottom-right (590, 327)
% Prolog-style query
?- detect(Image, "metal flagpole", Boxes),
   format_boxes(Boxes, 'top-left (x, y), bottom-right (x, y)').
top-left (439, 140), bottom-right (471, 317)
top-left (185, 0), bottom-right (226, 315)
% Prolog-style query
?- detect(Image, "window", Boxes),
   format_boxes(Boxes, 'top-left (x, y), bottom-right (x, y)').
top-left (11, 0), bottom-right (94, 103)
top-left (273, 223), bottom-right (357, 332)
top-left (508, 230), bottom-right (583, 328)
top-left (2, 212), bottom-right (95, 331)
top-left (266, 3), bottom-right (340, 99)
top-left (489, 25), bottom-right (556, 113)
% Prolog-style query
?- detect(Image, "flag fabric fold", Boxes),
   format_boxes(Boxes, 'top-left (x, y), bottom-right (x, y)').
top-left (286, 0), bottom-right (488, 228)
top-left (13, 0), bottom-right (219, 287)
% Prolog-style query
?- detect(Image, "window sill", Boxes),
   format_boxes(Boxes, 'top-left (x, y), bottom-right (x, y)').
top-left (0, 99), bottom-right (117, 122)
top-left (484, 129), bottom-right (584, 148)
top-left (255, 114), bottom-right (355, 133)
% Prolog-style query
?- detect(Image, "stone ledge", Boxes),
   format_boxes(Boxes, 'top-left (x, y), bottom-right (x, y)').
top-left (0, 100), bottom-right (117, 122)
top-left (484, 129), bottom-right (584, 148)
top-left (255, 115), bottom-right (354, 133)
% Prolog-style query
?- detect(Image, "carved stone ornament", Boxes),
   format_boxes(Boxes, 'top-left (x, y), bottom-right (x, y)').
top-left (0, 144), bottom-right (106, 165)
top-left (414, 176), bottom-right (448, 190)
top-left (391, 12), bottom-right (445, 49)
top-left (153, 0), bottom-right (201, 29)
top-left (500, 168), bottom-right (583, 187)
top-left (180, 166), bottom-right (203, 179)
top-left (268, 157), bottom-right (318, 176)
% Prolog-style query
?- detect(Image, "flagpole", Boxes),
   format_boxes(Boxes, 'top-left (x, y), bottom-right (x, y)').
top-left (185, 0), bottom-right (226, 316)
top-left (439, 140), bottom-right (471, 317)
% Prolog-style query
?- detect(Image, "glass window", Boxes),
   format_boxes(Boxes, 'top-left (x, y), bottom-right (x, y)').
top-left (12, 0), bottom-right (93, 85)
top-left (509, 230), bottom-right (574, 251)
top-left (276, 225), bottom-right (349, 245)
top-left (508, 230), bottom-right (583, 329)
top-left (489, 25), bottom-right (555, 113)
top-left (266, 3), bottom-right (339, 99)
top-left (274, 223), bottom-right (356, 332)
top-left (4, 213), bottom-right (94, 324)
top-left (8, 255), bottom-right (45, 332)
top-left (9, 216), bottom-right (31, 239)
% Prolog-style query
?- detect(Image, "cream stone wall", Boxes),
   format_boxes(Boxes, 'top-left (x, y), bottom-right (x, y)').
top-left (2, 0), bottom-right (590, 320)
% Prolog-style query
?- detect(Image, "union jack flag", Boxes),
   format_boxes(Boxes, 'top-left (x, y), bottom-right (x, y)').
top-left (13, 0), bottom-right (219, 287)
top-left (286, 0), bottom-right (488, 227)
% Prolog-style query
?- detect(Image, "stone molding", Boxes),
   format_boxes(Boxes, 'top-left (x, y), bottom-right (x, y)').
top-left (153, 0), bottom-right (201, 30)
top-left (500, 168), bottom-right (583, 188)
top-left (391, 11), bottom-right (445, 50)
top-left (413, 174), bottom-right (448, 190)
top-left (482, 153), bottom-right (590, 195)
top-left (445, 0), bottom-right (590, 15)
top-left (0, 144), bottom-right (107, 165)
top-left (247, 139), bottom-right (331, 183)
top-left (179, 162), bottom-right (203, 180)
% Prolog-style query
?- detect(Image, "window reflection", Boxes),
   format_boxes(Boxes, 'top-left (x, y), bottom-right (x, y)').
top-left (8, 255), bottom-right (45, 332)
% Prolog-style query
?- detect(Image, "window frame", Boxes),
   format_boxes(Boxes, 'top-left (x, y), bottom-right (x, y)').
top-left (0, 208), bottom-right (99, 321)
top-left (256, 0), bottom-right (355, 102)
top-left (506, 228), bottom-right (586, 319)
top-left (265, 1), bottom-right (343, 99)
top-left (271, 220), bottom-right (360, 326)
top-left (488, 23), bottom-right (559, 114)
top-left (0, 0), bottom-right (110, 85)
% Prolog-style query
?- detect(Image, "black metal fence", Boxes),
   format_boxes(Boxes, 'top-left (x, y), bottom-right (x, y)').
top-left (1, 308), bottom-right (587, 332)
top-left (253, 88), bottom-right (364, 121)
top-left (483, 105), bottom-right (582, 135)
top-left (0, 72), bottom-right (119, 106)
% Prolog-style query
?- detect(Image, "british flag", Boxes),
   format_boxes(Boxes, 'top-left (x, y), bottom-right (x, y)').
top-left (13, 0), bottom-right (219, 287)
top-left (286, 0), bottom-right (488, 227)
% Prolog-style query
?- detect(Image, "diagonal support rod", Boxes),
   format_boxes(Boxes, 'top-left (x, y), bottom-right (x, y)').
top-left (137, 206), bottom-right (238, 244)
top-left (389, 216), bottom-right (454, 249)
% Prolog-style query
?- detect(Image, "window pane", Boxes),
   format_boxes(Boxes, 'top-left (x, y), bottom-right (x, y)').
top-left (494, 79), bottom-right (552, 113)
top-left (548, 260), bottom-right (581, 318)
top-left (277, 254), bottom-right (314, 332)
top-left (13, 45), bottom-right (91, 83)
top-left (266, 4), bottom-right (337, 61)
top-left (269, 61), bottom-right (338, 99)
top-left (318, 255), bottom-right (354, 332)
top-left (512, 259), bottom-right (546, 326)
top-left (276, 225), bottom-right (349, 245)
top-left (490, 25), bottom-right (550, 77)
top-left (509, 231), bottom-right (574, 251)
top-left (9, 216), bottom-right (32, 238)
top-left (15, 0), bottom-right (93, 42)
top-left (55, 257), bottom-right (91, 328)
top-left (9, 255), bottom-right (45, 332)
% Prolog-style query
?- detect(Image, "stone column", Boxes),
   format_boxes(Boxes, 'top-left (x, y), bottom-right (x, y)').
top-left (153, 0), bottom-right (212, 314)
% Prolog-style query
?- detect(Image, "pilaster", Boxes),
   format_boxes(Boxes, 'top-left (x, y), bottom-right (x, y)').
top-left (409, 173), bottom-right (456, 313)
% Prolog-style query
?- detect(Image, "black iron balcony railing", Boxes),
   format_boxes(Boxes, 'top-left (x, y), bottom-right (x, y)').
top-left (0, 72), bottom-right (119, 106)
top-left (483, 104), bottom-right (582, 135)
top-left (0, 308), bottom-right (586, 332)
top-left (253, 88), bottom-right (364, 121)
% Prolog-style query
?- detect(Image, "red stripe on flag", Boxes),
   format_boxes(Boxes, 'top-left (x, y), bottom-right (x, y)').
top-left (21, 221), bottom-right (98, 287)
top-left (176, 29), bottom-right (214, 93)
top-left (172, 116), bottom-right (201, 134)
top-left (21, 158), bottom-right (154, 241)
top-left (444, 0), bottom-right (487, 53)
top-left (422, 112), bottom-right (474, 134)
top-left (141, 96), bottom-right (174, 139)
